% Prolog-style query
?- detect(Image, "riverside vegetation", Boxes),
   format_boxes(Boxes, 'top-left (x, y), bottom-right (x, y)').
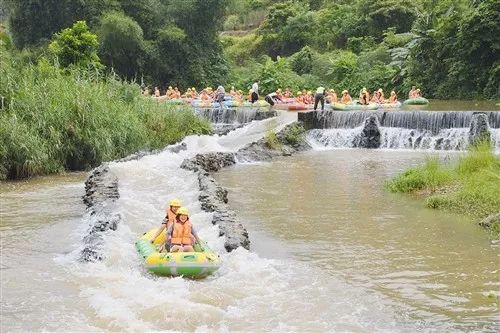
top-left (0, 42), bottom-right (210, 180)
top-left (386, 142), bottom-right (500, 237)
top-left (2, 0), bottom-right (499, 99)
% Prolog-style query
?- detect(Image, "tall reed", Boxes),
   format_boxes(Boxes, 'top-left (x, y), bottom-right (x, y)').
top-left (0, 49), bottom-right (210, 180)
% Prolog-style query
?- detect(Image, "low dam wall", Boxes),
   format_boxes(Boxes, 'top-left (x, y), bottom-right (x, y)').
top-left (299, 110), bottom-right (500, 150)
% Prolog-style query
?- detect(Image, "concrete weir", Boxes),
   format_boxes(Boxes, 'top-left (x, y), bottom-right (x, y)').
top-left (299, 110), bottom-right (499, 149)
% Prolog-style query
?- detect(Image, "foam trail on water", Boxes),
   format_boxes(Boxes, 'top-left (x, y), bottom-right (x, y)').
top-left (59, 111), bottom-right (420, 332)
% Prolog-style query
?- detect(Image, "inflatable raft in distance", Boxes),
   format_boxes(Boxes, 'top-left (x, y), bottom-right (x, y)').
top-left (135, 228), bottom-right (221, 278)
top-left (331, 102), bottom-right (379, 111)
top-left (403, 97), bottom-right (429, 105)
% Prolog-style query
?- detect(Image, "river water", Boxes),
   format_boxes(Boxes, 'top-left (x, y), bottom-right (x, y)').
top-left (1, 110), bottom-right (499, 332)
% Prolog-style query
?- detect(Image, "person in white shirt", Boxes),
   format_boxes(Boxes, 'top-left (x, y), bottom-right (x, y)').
top-left (251, 81), bottom-right (259, 103)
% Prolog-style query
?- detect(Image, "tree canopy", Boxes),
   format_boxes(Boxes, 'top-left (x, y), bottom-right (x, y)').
top-left (2, 0), bottom-right (498, 98)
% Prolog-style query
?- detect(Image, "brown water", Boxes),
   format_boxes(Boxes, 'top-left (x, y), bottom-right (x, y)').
top-left (425, 100), bottom-right (499, 111)
top-left (0, 173), bottom-right (98, 332)
top-left (1, 110), bottom-right (499, 332)
top-left (214, 150), bottom-right (500, 332)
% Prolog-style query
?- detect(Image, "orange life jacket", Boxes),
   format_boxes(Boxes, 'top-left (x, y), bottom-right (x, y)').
top-left (171, 220), bottom-right (193, 245)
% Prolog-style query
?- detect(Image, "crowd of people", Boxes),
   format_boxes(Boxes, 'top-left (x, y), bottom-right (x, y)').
top-left (151, 199), bottom-right (200, 253)
top-left (143, 82), bottom-right (424, 111)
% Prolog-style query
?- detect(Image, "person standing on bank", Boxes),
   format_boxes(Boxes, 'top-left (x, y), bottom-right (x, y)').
top-left (251, 81), bottom-right (259, 103)
top-left (314, 86), bottom-right (327, 111)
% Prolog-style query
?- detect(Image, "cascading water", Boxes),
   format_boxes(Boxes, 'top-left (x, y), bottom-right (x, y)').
top-left (196, 107), bottom-right (258, 124)
top-left (303, 110), bottom-right (500, 152)
top-left (2, 109), bottom-right (498, 332)
top-left (195, 107), bottom-right (276, 135)
top-left (48, 111), bottom-right (423, 332)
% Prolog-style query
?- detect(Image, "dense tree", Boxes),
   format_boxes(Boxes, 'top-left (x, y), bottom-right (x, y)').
top-left (2, 0), bottom-right (497, 98)
top-left (48, 21), bottom-right (101, 68)
top-left (98, 12), bottom-right (145, 79)
top-left (5, 0), bottom-right (115, 48)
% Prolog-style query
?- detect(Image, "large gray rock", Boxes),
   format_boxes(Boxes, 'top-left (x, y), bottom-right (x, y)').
top-left (180, 152), bottom-right (236, 173)
top-left (180, 122), bottom-right (310, 252)
top-left (181, 152), bottom-right (247, 252)
top-left (355, 115), bottom-right (381, 148)
top-left (236, 122), bottom-right (311, 161)
top-left (80, 164), bottom-right (121, 262)
top-left (469, 112), bottom-right (491, 146)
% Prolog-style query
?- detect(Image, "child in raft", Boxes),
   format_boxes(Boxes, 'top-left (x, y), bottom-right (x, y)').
top-left (327, 89), bottom-right (338, 104)
top-left (359, 88), bottom-right (370, 105)
top-left (371, 89), bottom-right (384, 104)
top-left (408, 86), bottom-right (417, 98)
top-left (199, 89), bottom-right (210, 102)
top-left (166, 207), bottom-right (201, 253)
top-left (151, 198), bottom-right (182, 246)
top-left (233, 90), bottom-right (243, 104)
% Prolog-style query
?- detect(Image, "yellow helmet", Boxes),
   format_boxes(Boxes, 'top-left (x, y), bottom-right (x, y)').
top-left (177, 207), bottom-right (189, 216)
top-left (342, 90), bottom-right (348, 94)
top-left (169, 198), bottom-right (182, 207)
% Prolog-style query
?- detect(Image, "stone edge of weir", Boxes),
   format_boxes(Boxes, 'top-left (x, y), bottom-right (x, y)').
top-left (78, 109), bottom-right (287, 261)
top-left (298, 110), bottom-right (496, 148)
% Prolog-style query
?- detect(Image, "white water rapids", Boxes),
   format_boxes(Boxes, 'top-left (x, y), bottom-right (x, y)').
top-left (1, 110), bottom-right (498, 332)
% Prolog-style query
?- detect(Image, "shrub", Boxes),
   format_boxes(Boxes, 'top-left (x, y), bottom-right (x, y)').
top-left (283, 123), bottom-right (305, 146)
top-left (48, 21), bottom-right (101, 69)
top-left (385, 157), bottom-right (453, 193)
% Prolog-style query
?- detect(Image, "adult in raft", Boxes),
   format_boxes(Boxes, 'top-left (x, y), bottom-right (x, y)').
top-left (408, 86), bottom-right (417, 99)
top-left (151, 198), bottom-right (182, 247)
top-left (313, 86), bottom-right (327, 111)
top-left (326, 89), bottom-right (337, 104)
top-left (167, 207), bottom-right (201, 253)
top-left (251, 81), bottom-right (259, 103)
top-left (359, 88), bottom-right (370, 105)
top-left (389, 91), bottom-right (398, 104)
top-left (340, 90), bottom-right (352, 104)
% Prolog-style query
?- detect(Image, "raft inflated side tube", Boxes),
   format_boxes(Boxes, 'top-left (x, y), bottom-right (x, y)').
top-left (241, 100), bottom-right (270, 107)
top-left (164, 99), bottom-right (186, 106)
top-left (224, 100), bottom-right (242, 108)
top-left (135, 228), bottom-right (221, 278)
top-left (287, 103), bottom-right (309, 111)
top-left (331, 102), bottom-right (379, 111)
top-left (192, 100), bottom-right (217, 108)
top-left (403, 97), bottom-right (429, 105)
top-left (379, 102), bottom-right (402, 109)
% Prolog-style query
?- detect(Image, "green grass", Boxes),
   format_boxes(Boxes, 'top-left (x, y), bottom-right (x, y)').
top-left (386, 142), bottom-right (500, 236)
top-left (385, 157), bottom-right (453, 193)
top-left (0, 48), bottom-right (210, 180)
top-left (265, 129), bottom-right (280, 150)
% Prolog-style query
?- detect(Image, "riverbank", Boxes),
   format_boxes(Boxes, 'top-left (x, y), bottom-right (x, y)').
top-left (0, 48), bottom-right (211, 180)
top-left (386, 142), bottom-right (500, 237)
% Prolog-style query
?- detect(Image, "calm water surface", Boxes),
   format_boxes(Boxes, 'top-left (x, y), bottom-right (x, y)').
top-left (214, 149), bottom-right (499, 332)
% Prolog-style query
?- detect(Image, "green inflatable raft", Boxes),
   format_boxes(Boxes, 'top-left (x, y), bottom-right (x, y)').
top-left (331, 102), bottom-right (379, 111)
top-left (135, 228), bottom-right (221, 278)
top-left (403, 97), bottom-right (429, 105)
